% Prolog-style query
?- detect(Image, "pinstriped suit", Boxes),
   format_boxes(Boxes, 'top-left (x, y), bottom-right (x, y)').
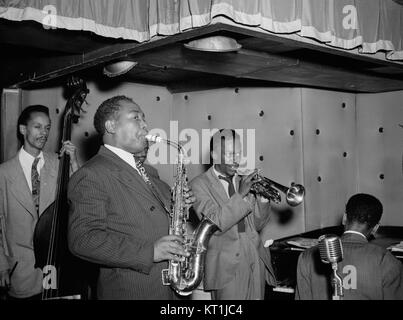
top-left (67, 146), bottom-right (175, 300)
top-left (296, 233), bottom-right (403, 300)
top-left (0, 151), bottom-right (58, 298)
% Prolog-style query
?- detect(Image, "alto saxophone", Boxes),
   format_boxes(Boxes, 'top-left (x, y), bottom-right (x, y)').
top-left (146, 135), bottom-right (218, 296)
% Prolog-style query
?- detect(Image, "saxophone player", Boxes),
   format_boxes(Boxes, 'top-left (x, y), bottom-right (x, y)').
top-left (190, 129), bottom-right (277, 300)
top-left (67, 95), bottom-right (195, 300)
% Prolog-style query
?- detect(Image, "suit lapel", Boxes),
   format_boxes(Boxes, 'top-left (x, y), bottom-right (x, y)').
top-left (111, 168), bottom-right (156, 203)
top-left (206, 169), bottom-right (254, 230)
top-left (7, 156), bottom-right (37, 218)
top-left (99, 147), bottom-right (169, 211)
top-left (205, 167), bottom-right (231, 203)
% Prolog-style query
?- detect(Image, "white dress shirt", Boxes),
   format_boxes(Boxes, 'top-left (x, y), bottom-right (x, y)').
top-left (18, 147), bottom-right (45, 192)
top-left (343, 230), bottom-right (367, 240)
top-left (104, 144), bottom-right (141, 175)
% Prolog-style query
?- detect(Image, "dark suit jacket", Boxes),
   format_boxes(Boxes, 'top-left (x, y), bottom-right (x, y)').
top-left (0, 152), bottom-right (58, 298)
top-left (190, 166), bottom-right (276, 291)
top-left (67, 146), bottom-right (174, 300)
top-left (295, 233), bottom-right (403, 300)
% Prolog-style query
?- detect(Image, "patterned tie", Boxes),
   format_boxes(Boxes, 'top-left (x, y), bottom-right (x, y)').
top-left (218, 175), bottom-right (245, 233)
top-left (134, 159), bottom-right (152, 186)
top-left (134, 157), bottom-right (170, 215)
top-left (31, 157), bottom-right (40, 215)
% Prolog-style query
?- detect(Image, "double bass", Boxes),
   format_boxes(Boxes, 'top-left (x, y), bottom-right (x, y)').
top-left (33, 77), bottom-right (90, 300)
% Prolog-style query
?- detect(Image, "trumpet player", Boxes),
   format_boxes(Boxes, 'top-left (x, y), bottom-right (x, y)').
top-left (190, 129), bottom-right (277, 300)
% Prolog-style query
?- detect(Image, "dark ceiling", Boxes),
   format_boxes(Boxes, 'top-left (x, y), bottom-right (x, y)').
top-left (1, 19), bottom-right (403, 93)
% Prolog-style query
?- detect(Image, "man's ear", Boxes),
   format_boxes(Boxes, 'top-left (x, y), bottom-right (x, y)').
top-left (105, 120), bottom-right (116, 134)
top-left (371, 223), bottom-right (380, 235)
top-left (19, 124), bottom-right (26, 136)
top-left (342, 213), bottom-right (347, 226)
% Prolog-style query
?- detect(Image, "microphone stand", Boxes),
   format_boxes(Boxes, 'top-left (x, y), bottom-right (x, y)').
top-left (331, 263), bottom-right (343, 300)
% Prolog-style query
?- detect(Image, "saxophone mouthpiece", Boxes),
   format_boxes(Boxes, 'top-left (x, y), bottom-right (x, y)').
top-left (145, 134), bottom-right (162, 143)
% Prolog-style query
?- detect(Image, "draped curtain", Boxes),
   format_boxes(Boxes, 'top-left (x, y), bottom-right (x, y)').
top-left (0, 0), bottom-right (402, 60)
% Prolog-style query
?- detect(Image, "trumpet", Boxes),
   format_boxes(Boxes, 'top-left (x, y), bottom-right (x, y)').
top-left (237, 169), bottom-right (305, 207)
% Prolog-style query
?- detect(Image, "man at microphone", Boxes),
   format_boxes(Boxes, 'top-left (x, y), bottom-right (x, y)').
top-left (295, 193), bottom-right (403, 300)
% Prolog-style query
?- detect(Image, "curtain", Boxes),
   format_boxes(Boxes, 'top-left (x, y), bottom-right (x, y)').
top-left (0, 0), bottom-right (402, 60)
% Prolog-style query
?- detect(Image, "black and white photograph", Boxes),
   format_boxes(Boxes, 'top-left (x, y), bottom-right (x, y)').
top-left (0, 0), bottom-right (402, 313)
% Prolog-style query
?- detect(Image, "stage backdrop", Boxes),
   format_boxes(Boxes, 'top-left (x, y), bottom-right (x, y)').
top-left (12, 82), bottom-right (403, 241)
top-left (1, 0), bottom-right (403, 61)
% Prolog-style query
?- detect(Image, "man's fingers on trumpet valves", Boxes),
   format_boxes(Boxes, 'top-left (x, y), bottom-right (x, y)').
top-left (238, 169), bottom-right (259, 198)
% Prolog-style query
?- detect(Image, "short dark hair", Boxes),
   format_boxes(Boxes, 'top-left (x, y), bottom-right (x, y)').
top-left (345, 193), bottom-right (383, 228)
top-left (210, 129), bottom-right (239, 154)
top-left (17, 105), bottom-right (50, 144)
top-left (93, 95), bottom-right (135, 135)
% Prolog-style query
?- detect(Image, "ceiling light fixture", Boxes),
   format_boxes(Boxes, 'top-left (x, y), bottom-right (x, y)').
top-left (184, 35), bottom-right (242, 52)
top-left (103, 60), bottom-right (138, 78)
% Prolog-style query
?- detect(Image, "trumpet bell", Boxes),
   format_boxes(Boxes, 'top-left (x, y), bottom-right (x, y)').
top-left (286, 183), bottom-right (305, 207)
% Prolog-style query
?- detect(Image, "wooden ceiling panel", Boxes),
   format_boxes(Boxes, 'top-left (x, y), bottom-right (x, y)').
top-left (1, 21), bottom-right (403, 93)
top-left (130, 45), bottom-right (299, 78)
top-left (126, 43), bottom-right (403, 93)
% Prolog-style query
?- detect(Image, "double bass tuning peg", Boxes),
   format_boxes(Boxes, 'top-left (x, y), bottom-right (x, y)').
top-left (67, 76), bottom-right (83, 88)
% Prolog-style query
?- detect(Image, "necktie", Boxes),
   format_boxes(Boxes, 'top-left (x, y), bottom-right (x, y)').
top-left (31, 157), bottom-right (40, 215)
top-left (218, 175), bottom-right (245, 233)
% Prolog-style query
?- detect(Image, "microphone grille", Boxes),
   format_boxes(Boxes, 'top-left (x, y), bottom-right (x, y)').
top-left (318, 234), bottom-right (343, 264)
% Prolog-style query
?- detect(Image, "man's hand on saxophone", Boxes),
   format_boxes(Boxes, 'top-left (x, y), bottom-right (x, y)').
top-left (183, 186), bottom-right (196, 207)
top-left (153, 235), bottom-right (190, 263)
top-left (153, 186), bottom-right (195, 263)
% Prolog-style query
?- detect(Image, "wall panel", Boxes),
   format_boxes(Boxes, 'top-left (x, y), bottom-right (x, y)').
top-left (301, 89), bottom-right (357, 231)
top-left (173, 88), bottom-right (305, 241)
top-left (18, 81), bottom-right (403, 239)
top-left (1, 89), bottom-right (22, 162)
top-left (356, 91), bottom-right (403, 226)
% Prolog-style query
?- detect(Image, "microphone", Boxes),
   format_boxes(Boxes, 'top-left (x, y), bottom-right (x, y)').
top-left (318, 234), bottom-right (344, 300)
top-left (318, 234), bottom-right (343, 264)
